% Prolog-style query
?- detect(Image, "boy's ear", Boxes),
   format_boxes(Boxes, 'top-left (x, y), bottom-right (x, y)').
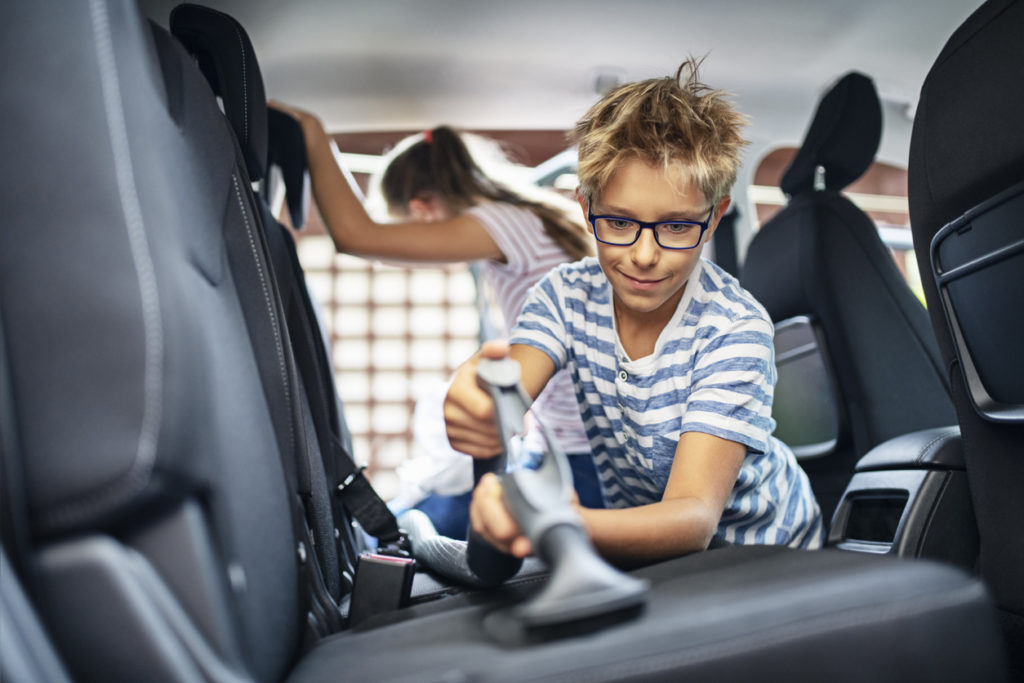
top-left (704, 195), bottom-right (732, 241)
top-left (575, 188), bottom-right (588, 215)
top-left (715, 195), bottom-right (732, 220)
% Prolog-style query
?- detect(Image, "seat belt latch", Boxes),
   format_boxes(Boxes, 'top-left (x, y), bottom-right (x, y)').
top-left (348, 551), bottom-right (415, 628)
top-left (376, 530), bottom-right (412, 559)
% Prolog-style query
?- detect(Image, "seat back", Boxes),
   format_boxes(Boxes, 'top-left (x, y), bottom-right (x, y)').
top-left (741, 72), bottom-right (956, 525)
top-left (0, 0), bottom-right (333, 678)
top-left (907, 0), bottom-right (1024, 672)
top-left (168, 2), bottom-right (408, 579)
top-left (169, 0), bottom-right (352, 610)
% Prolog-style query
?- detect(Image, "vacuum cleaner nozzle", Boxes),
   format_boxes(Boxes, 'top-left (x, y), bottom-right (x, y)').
top-left (474, 357), bottom-right (650, 628)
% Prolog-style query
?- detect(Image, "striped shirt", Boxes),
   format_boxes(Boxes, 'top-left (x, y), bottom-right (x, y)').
top-left (510, 256), bottom-right (825, 548)
top-left (467, 202), bottom-right (591, 455)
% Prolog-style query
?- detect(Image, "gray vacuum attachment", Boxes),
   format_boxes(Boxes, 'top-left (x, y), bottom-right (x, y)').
top-left (472, 357), bottom-right (649, 627)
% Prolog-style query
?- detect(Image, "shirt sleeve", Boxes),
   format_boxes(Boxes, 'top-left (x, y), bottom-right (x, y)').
top-left (508, 269), bottom-right (570, 371)
top-left (465, 202), bottom-right (532, 275)
top-left (680, 313), bottom-right (776, 454)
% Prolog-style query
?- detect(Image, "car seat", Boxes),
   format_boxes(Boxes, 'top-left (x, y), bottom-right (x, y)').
top-left (0, 1), bottom-right (1009, 681)
top-left (741, 71), bottom-right (957, 525)
top-left (907, 0), bottom-right (1024, 676)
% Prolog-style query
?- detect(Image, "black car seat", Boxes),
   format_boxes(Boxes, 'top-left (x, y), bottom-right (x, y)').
top-left (741, 72), bottom-right (957, 525)
top-left (169, 0), bottom-right (418, 593)
top-left (0, 1), bottom-right (1009, 681)
top-left (1, 0), bottom-right (317, 677)
top-left (907, 0), bottom-right (1024, 676)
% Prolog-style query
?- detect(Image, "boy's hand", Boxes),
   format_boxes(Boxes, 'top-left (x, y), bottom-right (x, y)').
top-left (469, 473), bottom-right (532, 558)
top-left (443, 339), bottom-right (510, 459)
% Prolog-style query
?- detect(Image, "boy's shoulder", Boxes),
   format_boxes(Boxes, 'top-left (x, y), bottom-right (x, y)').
top-left (693, 259), bottom-right (771, 325)
top-left (537, 257), bottom-right (613, 311)
top-left (548, 256), bottom-right (607, 289)
top-left (553, 255), bottom-right (602, 277)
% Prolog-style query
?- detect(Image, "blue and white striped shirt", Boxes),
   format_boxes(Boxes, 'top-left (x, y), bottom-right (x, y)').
top-left (511, 257), bottom-right (824, 548)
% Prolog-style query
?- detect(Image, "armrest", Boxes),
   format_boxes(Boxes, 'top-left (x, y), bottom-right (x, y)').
top-left (855, 425), bottom-right (962, 472)
top-left (831, 426), bottom-right (976, 568)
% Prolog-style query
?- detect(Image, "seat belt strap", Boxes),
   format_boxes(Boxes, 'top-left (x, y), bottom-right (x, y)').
top-left (223, 163), bottom-right (343, 635)
top-left (259, 202), bottom-right (406, 550)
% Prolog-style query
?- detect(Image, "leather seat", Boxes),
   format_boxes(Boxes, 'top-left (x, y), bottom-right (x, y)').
top-left (741, 72), bottom-right (956, 526)
top-left (907, 0), bottom-right (1024, 676)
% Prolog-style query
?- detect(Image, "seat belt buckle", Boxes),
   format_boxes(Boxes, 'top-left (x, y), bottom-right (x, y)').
top-left (375, 530), bottom-right (412, 559)
top-left (348, 551), bottom-right (416, 628)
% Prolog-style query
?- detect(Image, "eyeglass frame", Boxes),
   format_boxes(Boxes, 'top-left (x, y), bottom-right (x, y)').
top-left (586, 200), bottom-right (716, 250)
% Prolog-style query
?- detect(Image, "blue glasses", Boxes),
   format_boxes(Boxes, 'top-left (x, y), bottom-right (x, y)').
top-left (587, 202), bottom-right (713, 250)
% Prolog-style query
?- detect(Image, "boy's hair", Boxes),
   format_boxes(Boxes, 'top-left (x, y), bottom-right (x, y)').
top-left (571, 56), bottom-right (749, 207)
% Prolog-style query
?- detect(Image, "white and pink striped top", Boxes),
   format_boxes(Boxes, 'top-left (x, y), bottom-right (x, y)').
top-left (467, 202), bottom-right (591, 456)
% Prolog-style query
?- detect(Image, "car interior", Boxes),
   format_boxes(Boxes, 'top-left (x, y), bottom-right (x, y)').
top-left (1, 0), bottom-right (1021, 681)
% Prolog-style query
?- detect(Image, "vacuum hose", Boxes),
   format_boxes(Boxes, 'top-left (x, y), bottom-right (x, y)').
top-left (404, 357), bottom-right (648, 628)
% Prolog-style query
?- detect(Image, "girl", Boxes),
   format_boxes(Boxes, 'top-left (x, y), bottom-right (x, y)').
top-left (271, 104), bottom-right (602, 536)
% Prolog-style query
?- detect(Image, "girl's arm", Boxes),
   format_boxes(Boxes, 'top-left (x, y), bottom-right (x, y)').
top-left (270, 102), bottom-right (504, 263)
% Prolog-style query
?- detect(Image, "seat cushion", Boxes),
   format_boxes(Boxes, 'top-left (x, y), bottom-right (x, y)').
top-left (290, 546), bottom-right (1005, 682)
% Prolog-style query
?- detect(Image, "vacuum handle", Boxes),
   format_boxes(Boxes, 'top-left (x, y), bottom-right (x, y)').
top-left (466, 458), bottom-right (524, 587)
top-left (465, 358), bottom-right (527, 587)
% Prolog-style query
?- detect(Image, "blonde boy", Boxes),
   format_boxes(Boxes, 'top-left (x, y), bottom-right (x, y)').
top-left (445, 58), bottom-right (824, 565)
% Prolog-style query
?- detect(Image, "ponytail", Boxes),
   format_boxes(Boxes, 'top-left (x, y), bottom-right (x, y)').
top-left (378, 127), bottom-right (592, 262)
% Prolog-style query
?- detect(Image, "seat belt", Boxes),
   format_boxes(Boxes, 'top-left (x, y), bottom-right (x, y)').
top-left (258, 201), bottom-right (407, 554)
top-left (222, 163), bottom-right (345, 638)
top-left (255, 185), bottom-right (416, 628)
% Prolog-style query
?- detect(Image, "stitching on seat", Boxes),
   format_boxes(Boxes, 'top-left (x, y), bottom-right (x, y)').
top-left (45, 0), bottom-right (165, 529)
top-left (916, 427), bottom-right (956, 466)
top-left (233, 24), bottom-right (247, 144)
top-left (232, 173), bottom-right (294, 458)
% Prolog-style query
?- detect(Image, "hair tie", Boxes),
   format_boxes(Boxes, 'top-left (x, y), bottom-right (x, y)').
top-left (423, 129), bottom-right (433, 144)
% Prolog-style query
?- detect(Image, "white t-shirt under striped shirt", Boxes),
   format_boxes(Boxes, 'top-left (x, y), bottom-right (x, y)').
top-left (466, 202), bottom-right (591, 455)
top-left (510, 256), bottom-right (825, 548)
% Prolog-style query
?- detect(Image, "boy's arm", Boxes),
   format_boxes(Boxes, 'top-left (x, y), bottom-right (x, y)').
top-left (471, 429), bottom-right (745, 563)
top-left (578, 432), bottom-right (744, 566)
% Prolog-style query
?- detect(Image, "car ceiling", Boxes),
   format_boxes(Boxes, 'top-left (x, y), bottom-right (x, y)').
top-left (139, 0), bottom-right (983, 168)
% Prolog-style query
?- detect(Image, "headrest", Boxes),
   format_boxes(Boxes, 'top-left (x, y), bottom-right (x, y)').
top-left (170, 3), bottom-right (267, 181)
top-left (781, 72), bottom-right (882, 196)
top-left (909, 0), bottom-right (1024, 237)
top-left (267, 107), bottom-right (310, 229)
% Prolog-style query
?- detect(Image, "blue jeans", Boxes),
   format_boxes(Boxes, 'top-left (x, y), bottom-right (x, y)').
top-left (410, 453), bottom-right (603, 541)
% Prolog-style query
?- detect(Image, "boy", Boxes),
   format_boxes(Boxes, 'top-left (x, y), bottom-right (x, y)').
top-left (444, 58), bottom-right (824, 566)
